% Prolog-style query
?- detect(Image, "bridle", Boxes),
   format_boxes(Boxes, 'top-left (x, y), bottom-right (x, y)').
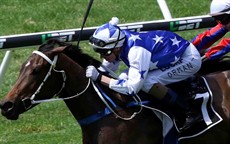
top-left (18, 0), bottom-right (141, 121)
top-left (23, 0), bottom-right (94, 109)
top-left (22, 50), bottom-right (141, 121)
top-left (22, 50), bottom-right (90, 110)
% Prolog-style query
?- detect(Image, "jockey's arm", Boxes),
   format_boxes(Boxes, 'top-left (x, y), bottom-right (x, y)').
top-left (101, 47), bottom-right (151, 95)
top-left (205, 38), bottom-right (230, 60)
top-left (191, 23), bottom-right (228, 51)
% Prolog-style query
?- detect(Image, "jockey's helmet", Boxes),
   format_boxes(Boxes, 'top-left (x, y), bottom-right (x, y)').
top-left (89, 17), bottom-right (125, 51)
top-left (210, 0), bottom-right (230, 16)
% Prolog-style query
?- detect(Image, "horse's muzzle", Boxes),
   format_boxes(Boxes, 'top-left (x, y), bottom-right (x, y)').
top-left (0, 101), bottom-right (14, 112)
top-left (0, 101), bottom-right (19, 120)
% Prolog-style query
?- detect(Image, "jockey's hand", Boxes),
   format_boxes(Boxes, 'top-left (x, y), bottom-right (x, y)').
top-left (86, 65), bottom-right (102, 82)
top-left (201, 55), bottom-right (208, 62)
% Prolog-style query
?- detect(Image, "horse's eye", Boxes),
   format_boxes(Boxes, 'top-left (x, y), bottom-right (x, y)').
top-left (32, 67), bottom-right (40, 75)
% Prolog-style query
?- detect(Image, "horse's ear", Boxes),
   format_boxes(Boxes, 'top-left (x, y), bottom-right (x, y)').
top-left (50, 46), bottom-right (68, 54)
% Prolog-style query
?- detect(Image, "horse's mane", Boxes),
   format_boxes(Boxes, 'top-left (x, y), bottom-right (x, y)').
top-left (39, 39), bottom-right (145, 108)
top-left (38, 39), bottom-right (101, 68)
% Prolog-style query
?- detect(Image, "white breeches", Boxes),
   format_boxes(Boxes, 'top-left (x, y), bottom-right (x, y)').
top-left (119, 43), bottom-right (202, 93)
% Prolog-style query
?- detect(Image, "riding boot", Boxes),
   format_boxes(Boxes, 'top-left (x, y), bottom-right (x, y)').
top-left (148, 84), bottom-right (202, 132)
top-left (163, 89), bottom-right (203, 132)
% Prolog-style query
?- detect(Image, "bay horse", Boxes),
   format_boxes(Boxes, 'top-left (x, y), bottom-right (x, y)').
top-left (0, 39), bottom-right (230, 144)
top-left (0, 40), bottom-right (162, 144)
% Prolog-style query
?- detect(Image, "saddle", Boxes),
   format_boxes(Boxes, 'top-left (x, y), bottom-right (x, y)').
top-left (140, 76), bottom-right (222, 140)
top-left (167, 76), bottom-right (208, 100)
top-left (138, 76), bottom-right (208, 116)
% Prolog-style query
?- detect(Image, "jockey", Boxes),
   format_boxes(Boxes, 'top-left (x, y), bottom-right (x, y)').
top-left (192, 0), bottom-right (230, 60)
top-left (86, 17), bottom-right (202, 132)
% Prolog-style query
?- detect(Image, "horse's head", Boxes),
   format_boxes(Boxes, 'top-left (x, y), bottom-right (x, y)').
top-left (0, 39), bottom-right (74, 120)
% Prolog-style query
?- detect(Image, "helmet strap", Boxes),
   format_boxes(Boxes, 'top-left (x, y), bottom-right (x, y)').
top-left (113, 26), bottom-right (121, 49)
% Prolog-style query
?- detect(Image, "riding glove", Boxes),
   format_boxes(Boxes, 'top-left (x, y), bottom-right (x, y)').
top-left (86, 65), bottom-right (102, 82)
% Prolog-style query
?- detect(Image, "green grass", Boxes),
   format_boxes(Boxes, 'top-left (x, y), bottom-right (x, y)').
top-left (0, 0), bottom-right (215, 143)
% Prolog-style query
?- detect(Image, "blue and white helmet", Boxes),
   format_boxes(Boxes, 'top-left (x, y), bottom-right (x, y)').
top-left (210, 0), bottom-right (230, 16)
top-left (89, 17), bottom-right (126, 49)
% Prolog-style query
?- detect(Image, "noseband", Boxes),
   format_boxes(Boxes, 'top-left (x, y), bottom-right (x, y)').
top-left (22, 50), bottom-right (138, 122)
top-left (22, 50), bottom-right (90, 110)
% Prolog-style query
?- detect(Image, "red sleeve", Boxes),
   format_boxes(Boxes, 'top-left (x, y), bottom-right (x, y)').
top-left (205, 38), bottom-right (230, 59)
top-left (191, 23), bottom-right (228, 50)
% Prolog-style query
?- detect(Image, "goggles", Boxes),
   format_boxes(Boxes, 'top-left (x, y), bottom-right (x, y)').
top-left (89, 25), bottom-right (125, 48)
top-left (89, 26), bottom-right (125, 56)
top-left (89, 36), bottom-right (119, 48)
top-left (89, 36), bottom-right (125, 48)
top-left (213, 14), bottom-right (230, 25)
top-left (89, 35), bottom-right (125, 56)
top-left (93, 48), bottom-right (113, 56)
top-left (211, 8), bottom-right (230, 25)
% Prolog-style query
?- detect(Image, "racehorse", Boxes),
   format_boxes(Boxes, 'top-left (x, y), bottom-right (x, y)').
top-left (0, 39), bottom-right (230, 144)
top-left (0, 40), bottom-right (162, 144)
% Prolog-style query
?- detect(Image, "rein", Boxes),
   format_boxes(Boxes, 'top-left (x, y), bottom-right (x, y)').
top-left (22, 49), bottom-right (141, 123)
top-left (22, 50), bottom-right (90, 110)
top-left (91, 81), bottom-right (143, 121)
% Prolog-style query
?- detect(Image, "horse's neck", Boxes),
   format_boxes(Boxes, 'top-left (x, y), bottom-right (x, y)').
top-left (57, 54), bottom-right (105, 121)
top-left (206, 71), bottom-right (230, 119)
top-left (57, 54), bottom-right (86, 92)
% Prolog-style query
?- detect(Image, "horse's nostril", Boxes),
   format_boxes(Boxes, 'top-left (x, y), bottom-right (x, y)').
top-left (1, 101), bottom-right (14, 112)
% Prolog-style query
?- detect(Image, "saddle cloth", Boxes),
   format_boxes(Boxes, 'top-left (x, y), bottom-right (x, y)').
top-left (147, 76), bottom-right (223, 142)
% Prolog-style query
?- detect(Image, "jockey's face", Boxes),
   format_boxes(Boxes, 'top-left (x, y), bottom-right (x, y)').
top-left (213, 14), bottom-right (230, 25)
top-left (101, 47), bottom-right (121, 62)
top-left (101, 52), bottom-right (116, 62)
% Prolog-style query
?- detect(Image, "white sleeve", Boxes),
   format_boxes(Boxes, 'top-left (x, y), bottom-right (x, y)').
top-left (109, 46), bottom-right (151, 95)
top-left (98, 59), bottom-right (120, 72)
